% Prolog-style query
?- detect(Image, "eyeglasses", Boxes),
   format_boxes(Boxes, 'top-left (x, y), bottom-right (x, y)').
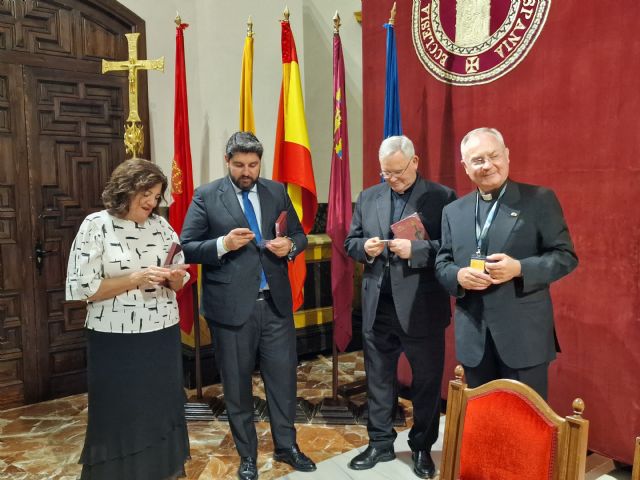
top-left (467, 152), bottom-right (504, 168)
top-left (379, 158), bottom-right (412, 179)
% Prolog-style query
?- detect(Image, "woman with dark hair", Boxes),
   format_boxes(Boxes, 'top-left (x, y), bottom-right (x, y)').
top-left (66, 158), bottom-right (190, 480)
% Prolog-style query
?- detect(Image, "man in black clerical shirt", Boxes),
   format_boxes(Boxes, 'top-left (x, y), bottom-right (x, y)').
top-left (345, 135), bottom-right (456, 478)
top-left (435, 127), bottom-right (578, 399)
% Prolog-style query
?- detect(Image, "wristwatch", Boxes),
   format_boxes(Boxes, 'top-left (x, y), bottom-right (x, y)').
top-left (286, 236), bottom-right (296, 259)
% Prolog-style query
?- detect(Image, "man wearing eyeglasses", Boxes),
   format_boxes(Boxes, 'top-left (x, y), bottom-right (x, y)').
top-left (345, 135), bottom-right (456, 479)
top-left (435, 127), bottom-right (578, 400)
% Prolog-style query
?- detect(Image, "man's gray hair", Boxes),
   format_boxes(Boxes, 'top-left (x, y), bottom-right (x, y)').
top-left (379, 135), bottom-right (415, 160)
top-left (460, 128), bottom-right (506, 159)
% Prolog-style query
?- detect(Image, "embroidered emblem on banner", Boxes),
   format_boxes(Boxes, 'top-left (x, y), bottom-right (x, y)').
top-left (171, 158), bottom-right (183, 195)
top-left (412, 0), bottom-right (551, 86)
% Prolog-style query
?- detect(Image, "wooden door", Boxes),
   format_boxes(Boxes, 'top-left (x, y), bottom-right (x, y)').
top-left (24, 66), bottom-right (127, 400)
top-left (0, 0), bottom-right (148, 407)
top-left (0, 62), bottom-right (39, 406)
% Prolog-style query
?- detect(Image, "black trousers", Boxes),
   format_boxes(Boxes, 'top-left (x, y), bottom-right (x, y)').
top-left (463, 329), bottom-right (550, 399)
top-left (209, 293), bottom-right (297, 458)
top-left (363, 293), bottom-right (445, 451)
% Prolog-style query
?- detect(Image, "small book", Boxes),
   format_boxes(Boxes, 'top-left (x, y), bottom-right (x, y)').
top-left (275, 210), bottom-right (288, 237)
top-left (163, 242), bottom-right (183, 266)
top-left (391, 212), bottom-right (429, 240)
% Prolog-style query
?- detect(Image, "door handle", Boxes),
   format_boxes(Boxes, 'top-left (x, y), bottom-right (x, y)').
top-left (0, 310), bottom-right (7, 348)
top-left (34, 240), bottom-right (54, 275)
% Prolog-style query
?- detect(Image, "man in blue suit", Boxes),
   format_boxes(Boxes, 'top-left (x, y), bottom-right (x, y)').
top-left (181, 132), bottom-right (315, 480)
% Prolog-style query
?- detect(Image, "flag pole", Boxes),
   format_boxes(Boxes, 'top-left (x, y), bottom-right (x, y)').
top-left (240, 15), bottom-right (255, 134)
top-left (310, 12), bottom-right (358, 424)
top-left (175, 11), bottom-right (203, 403)
top-left (389, 1), bottom-right (397, 25)
top-left (247, 15), bottom-right (253, 37)
top-left (331, 10), bottom-right (342, 402)
top-left (273, 6), bottom-right (319, 423)
top-left (335, 3), bottom-right (406, 427)
top-left (173, 12), bottom-right (212, 419)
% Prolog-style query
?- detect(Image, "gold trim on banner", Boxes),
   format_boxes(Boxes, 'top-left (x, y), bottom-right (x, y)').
top-left (411, 0), bottom-right (552, 86)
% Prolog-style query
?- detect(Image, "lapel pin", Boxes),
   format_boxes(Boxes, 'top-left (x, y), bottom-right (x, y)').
top-left (510, 212), bottom-right (518, 217)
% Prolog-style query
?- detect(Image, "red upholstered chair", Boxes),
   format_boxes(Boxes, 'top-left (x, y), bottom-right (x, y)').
top-left (397, 352), bottom-right (412, 388)
top-left (440, 366), bottom-right (589, 480)
top-left (632, 437), bottom-right (640, 480)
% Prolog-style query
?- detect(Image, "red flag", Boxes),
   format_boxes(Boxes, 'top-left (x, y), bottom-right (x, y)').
top-left (170, 22), bottom-right (197, 335)
top-left (273, 19), bottom-right (318, 311)
top-left (327, 30), bottom-right (354, 352)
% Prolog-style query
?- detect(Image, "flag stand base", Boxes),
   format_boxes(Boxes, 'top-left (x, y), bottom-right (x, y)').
top-left (184, 401), bottom-right (215, 421)
top-left (337, 379), bottom-right (367, 398)
top-left (207, 396), bottom-right (316, 424)
top-left (212, 396), bottom-right (268, 422)
top-left (311, 397), bottom-right (359, 425)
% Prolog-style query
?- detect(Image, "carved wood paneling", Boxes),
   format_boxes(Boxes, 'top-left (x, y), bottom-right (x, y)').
top-left (0, 0), bottom-right (145, 405)
top-left (0, 1), bottom-right (150, 154)
top-left (80, 14), bottom-right (119, 60)
top-left (11, 0), bottom-right (73, 55)
top-left (0, 75), bottom-right (8, 132)
top-left (0, 0), bottom-right (136, 61)
top-left (26, 66), bottom-right (127, 398)
top-left (0, 63), bottom-right (36, 408)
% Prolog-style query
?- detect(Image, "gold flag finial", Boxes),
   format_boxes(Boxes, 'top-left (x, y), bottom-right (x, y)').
top-left (389, 2), bottom-right (397, 25)
top-left (175, 12), bottom-right (181, 26)
top-left (283, 5), bottom-right (290, 22)
top-left (333, 11), bottom-right (341, 33)
top-left (247, 15), bottom-right (254, 37)
top-left (102, 33), bottom-right (165, 158)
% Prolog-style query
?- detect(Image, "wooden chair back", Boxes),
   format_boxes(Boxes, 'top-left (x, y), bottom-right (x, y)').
top-left (632, 436), bottom-right (640, 480)
top-left (440, 365), bottom-right (589, 480)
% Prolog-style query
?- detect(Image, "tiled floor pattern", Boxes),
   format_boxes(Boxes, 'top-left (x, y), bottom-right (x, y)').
top-left (0, 352), bottom-right (632, 479)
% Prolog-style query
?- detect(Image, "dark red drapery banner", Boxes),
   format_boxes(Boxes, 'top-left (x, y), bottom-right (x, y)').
top-left (170, 23), bottom-right (197, 336)
top-left (363, 1), bottom-right (640, 464)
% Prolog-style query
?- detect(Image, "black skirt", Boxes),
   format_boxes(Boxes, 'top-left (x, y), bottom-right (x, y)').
top-left (80, 324), bottom-right (190, 480)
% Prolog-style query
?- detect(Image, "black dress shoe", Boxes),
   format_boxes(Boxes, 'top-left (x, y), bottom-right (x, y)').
top-left (412, 450), bottom-right (436, 479)
top-left (348, 445), bottom-right (396, 470)
top-left (238, 456), bottom-right (258, 480)
top-left (273, 444), bottom-right (317, 472)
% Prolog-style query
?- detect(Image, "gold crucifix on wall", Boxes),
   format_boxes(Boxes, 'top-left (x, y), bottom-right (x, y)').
top-left (102, 32), bottom-right (164, 158)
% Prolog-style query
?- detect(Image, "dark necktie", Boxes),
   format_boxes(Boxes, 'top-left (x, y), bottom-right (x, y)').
top-left (242, 190), bottom-right (267, 290)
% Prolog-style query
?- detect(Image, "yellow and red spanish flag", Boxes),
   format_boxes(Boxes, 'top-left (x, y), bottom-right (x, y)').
top-left (239, 17), bottom-right (255, 133)
top-left (170, 21), bottom-right (198, 340)
top-left (272, 16), bottom-right (317, 311)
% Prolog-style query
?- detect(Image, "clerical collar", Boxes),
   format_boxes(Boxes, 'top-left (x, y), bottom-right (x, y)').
top-left (478, 180), bottom-right (508, 202)
top-left (392, 175), bottom-right (418, 197)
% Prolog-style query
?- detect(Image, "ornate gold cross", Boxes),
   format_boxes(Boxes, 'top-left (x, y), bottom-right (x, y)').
top-left (102, 33), bottom-right (164, 157)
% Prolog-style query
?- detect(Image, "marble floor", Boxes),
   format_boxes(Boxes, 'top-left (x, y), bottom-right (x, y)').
top-left (0, 352), bottom-right (633, 480)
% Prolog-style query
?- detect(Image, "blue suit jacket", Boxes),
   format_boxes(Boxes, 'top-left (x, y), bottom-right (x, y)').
top-left (180, 176), bottom-right (307, 326)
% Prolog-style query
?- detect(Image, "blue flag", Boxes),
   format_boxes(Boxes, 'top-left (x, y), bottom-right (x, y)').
top-left (383, 22), bottom-right (402, 139)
